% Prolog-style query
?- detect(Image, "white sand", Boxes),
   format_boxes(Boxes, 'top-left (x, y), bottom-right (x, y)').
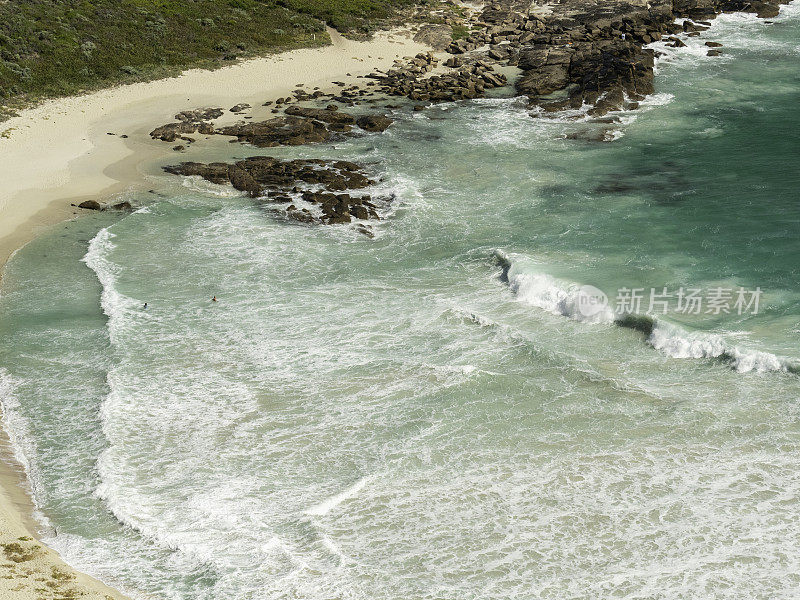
top-left (0, 28), bottom-right (429, 600)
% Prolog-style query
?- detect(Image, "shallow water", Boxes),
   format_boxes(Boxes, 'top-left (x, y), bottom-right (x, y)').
top-left (1, 5), bottom-right (800, 599)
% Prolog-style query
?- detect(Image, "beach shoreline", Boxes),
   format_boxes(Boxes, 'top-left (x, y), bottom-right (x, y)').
top-left (0, 27), bottom-right (430, 600)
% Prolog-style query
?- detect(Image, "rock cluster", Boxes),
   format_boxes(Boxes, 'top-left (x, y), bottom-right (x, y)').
top-left (76, 200), bottom-right (133, 211)
top-left (371, 0), bottom-right (784, 114)
top-left (371, 52), bottom-right (509, 102)
top-left (148, 0), bottom-right (786, 148)
top-left (164, 157), bottom-right (386, 228)
top-left (150, 108), bottom-right (223, 142)
top-left (147, 0), bottom-right (787, 236)
top-left (150, 105), bottom-right (393, 147)
top-left (497, 0), bottom-right (780, 113)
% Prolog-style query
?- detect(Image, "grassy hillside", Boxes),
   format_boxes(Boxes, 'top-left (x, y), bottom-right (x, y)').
top-left (0, 0), bottom-right (416, 117)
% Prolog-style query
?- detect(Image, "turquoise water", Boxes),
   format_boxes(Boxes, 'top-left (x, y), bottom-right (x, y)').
top-left (1, 7), bottom-right (800, 599)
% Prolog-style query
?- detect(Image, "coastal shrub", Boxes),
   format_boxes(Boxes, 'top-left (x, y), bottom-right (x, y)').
top-left (80, 40), bottom-right (96, 57)
top-left (0, 0), bottom-right (413, 113)
top-left (451, 24), bottom-right (469, 40)
top-left (276, 0), bottom-right (417, 33)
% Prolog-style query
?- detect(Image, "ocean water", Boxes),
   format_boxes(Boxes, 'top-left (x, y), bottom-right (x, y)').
top-left (1, 6), bottom-right (800, 599)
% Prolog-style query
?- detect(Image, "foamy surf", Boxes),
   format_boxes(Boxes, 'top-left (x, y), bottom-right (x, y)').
top-left (81, 228), bottom-right (142, 345)
top-left (648, 321), bottom-right (798, 374)
top-left (494, 250), bottom-right (616, 324)
top-left (306, 476), bottom-right (370, 517)
top-left (0, 370), bottom-right (50, 526)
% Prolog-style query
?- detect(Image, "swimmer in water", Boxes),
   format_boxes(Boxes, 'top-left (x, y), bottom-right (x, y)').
top-left (212, 296), bottom-right (218, 302)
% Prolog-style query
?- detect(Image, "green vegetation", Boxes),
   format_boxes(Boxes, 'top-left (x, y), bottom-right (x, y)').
top-left (451, 23), bottom-right (470, 40)
top-left (0, 0), bottom-right (416, 114)
top-left (278, 0), bottom-right (415, 33)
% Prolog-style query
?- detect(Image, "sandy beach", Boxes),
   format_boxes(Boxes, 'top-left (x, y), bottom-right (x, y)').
top-left (0, 28), bottom-right (428, 600)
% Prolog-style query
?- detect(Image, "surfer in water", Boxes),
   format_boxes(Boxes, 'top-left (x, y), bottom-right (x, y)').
top-left (212, 296), bottom-right (218, 303)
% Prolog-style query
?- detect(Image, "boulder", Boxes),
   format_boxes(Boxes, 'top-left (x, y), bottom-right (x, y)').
top-left (78, 200), bottom-right (103, 210)
top-left (356, 115), bottom-right (393, 132)
top-left (413, 24), bottom-right (454, 50)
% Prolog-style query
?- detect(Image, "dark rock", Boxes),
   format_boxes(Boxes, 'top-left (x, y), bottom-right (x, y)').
top-left (175, 108), bottom-right (224, 122)
top-left (216, 116), bottom-right (332, 147)
top-left (356, 224), bottom-right (375, 238)
top-left (355, 115), bottom-right (393, 132)
top-left (78, 200), bottom-right (103, 210)
top-left (150, 121), bottom-right (198, 142)
top-left (284, 105), bottom-right (355, 125)
top-left (751, 2), bottom-right (780, 18)
top-left (351, 205), bottom-right (370, 220)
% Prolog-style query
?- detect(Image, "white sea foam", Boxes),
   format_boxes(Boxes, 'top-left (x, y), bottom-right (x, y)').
top-left (497, 250), bottom-right (615, 324)
top-left (181, 175), bottom-right (247, 198)
top-left (0, 370), bottom-right (51, 526)
top-left (306, 477), bottom-right (370, 517)
top-left (81, 228), bottom-right (140, 344)
top-left (650, 4), bottom-right (800, 73)
top-left (648, 321), bottom-right (793, 373)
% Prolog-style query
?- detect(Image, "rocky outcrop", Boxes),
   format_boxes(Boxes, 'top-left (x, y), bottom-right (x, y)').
top-left (216, 116), bottom-right (334, 147)
top-left (150, 0), bottom-right (787, 154)
top-left (371, 52), bottom-right (508, 102)
top-left (164, 157), bottom-right (387, 227)
top-left (369, 0), bottom-right (787, 116)
top-left (77, 200), bottom-right (103, 210)
top-left (510, 0), bottom-right (785, 113)
top-left (414, 24), bottom-right (454, 50)
top-left (152, 105), bottom-right (393, 148)
top-left (150, 107), bottom-right (222, 142)
top-left (75, 200), bottom-right (134, 211)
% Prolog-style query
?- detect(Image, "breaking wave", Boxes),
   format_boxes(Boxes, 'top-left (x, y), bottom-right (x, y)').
top-left (495, 250), bottom-right (799, 374)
